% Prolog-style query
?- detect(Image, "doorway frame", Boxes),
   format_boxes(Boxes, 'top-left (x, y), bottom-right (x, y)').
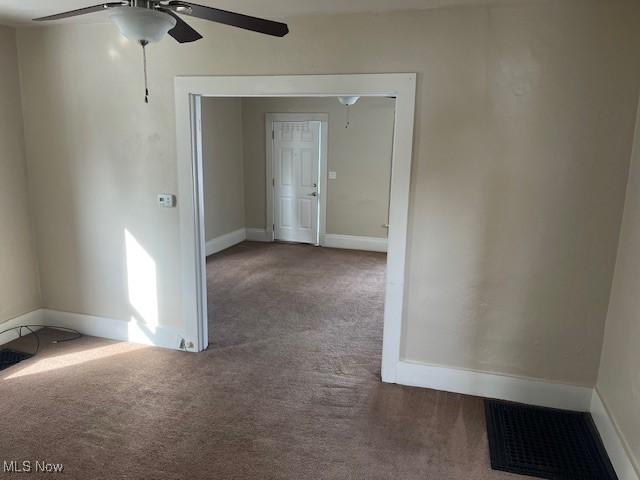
top-left (175, 74), bottom-right (416, 383)
top-left (266, 113), bottom-right (329, 245)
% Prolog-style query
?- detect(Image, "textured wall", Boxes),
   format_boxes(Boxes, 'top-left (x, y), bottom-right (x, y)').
top-left (241, 97), bottom-right (394, 238)
top-left (0, 26), bottom-right (40, 324)
top-left (597, 99), bottom-right (640, 472)
top-left (202, 98), bottom-right (245, 241)
top-left (15, 1), bottom-right (640, 384)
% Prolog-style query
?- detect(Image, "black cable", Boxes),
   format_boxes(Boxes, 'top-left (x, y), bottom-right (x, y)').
top-left (23, 326), bottom-right (40, 355)
top-left (1, 325), bottom-right (81, 356)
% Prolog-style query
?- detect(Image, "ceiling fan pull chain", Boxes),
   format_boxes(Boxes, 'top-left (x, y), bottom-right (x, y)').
top-left (141, 40), bottom-right (149, 104)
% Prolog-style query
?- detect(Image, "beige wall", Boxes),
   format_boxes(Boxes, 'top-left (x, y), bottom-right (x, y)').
top-left (242, 97), bottom-right (395, 238)
top-left (15, 1), bottom-right (640, 384)
top-left (0, 26), bottom-right (40, 324)
top-left (202, 98), bottom-right (245, 241)
top-left (597, 100), bottom-right (640, 470)
top-left (202, 96), bottom-right (394, 239)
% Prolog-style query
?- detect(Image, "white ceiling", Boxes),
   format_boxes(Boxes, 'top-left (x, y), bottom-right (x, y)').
top-left (0, 0), bottom-right (516, 26)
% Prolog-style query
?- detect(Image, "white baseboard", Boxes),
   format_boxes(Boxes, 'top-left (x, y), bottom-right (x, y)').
top-left (323, 234), bottom-right (388, 252)
top-left (242, 230), bottom-right (386, 252)
top-left (397, 359), bottom-right (638, 479)
top-left (205, 228), bottom-right (246, 256)
top-left (0, 310), bottom-right (46, 346)
top-left (42, 309), bottom-right (190, 351)
top-left (395, 360), bottom-right (593, 411)
top-left (245, 228), bottom-right (272, 242)
top-left (591, 389), bottom-right (640, 480)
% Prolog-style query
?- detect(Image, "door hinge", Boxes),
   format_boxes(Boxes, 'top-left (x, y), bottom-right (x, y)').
top-left (272, 129), bottom-right (275, 139)
top-left (272, 224), bottom-right (275, 231)
top-left (272, 178), bottom-right (275, 186)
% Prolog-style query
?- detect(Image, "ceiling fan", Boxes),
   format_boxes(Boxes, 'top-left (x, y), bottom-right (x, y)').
top-left (34, 1), bottom-right (289, 102)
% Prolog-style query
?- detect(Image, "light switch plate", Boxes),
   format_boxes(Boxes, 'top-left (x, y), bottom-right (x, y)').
top-left (329, 171), bottom-right (337, 180)
top-left (157, 194), bottom-right (176, 208)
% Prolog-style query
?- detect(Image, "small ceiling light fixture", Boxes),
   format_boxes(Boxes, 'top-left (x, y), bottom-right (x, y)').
top-left (337, 96), bottom-right (360, 106)
top-left (111, 7), bottom-right (176, 43)
top-left (337, 96), bottom-right (360, 128)
top-left (111, 7), bottom-right (176, 102)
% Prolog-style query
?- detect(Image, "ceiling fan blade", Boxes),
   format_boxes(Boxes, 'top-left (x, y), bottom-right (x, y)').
top-left (33, 2), bottom-right (128, 21)
top-left (165, 1), bottom-right (289, 37)
top-left (160, 9), bottom-right (203, 43)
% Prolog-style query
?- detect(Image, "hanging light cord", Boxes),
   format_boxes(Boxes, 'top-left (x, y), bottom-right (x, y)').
top-left (141, 40), bottom-right (149, 104)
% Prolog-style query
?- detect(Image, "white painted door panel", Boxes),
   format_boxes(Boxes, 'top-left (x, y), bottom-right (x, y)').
top-left (273, 121), bottom-right (320, 244)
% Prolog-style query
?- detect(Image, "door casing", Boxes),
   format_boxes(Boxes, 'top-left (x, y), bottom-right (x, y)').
top-left (175, 74), bottom-right (417, 385)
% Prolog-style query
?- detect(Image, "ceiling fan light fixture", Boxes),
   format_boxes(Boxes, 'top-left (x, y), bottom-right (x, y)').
top-left (36, 1), bottom-right (290, 104)
top-left (337, 96), bottom-right (360, 106)
top-left (111, 7), bottom-right (176, 44)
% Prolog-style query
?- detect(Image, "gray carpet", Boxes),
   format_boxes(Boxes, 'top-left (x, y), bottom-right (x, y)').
top-left (0, 242), bottom-right (525, 479)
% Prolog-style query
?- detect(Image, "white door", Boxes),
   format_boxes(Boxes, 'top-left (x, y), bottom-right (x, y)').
top-left (273, 121), bottom-right (320, 244)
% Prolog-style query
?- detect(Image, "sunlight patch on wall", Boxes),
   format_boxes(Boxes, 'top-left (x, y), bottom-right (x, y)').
top-left (125, 229), bottom-right (159, 328)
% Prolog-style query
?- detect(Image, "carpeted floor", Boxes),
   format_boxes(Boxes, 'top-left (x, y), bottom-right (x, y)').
top-left (0, 242), bottom-right (526, 479)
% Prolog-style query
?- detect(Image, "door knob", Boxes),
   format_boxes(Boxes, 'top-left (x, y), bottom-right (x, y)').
top-left (308, 192), bottom-right (317, 197)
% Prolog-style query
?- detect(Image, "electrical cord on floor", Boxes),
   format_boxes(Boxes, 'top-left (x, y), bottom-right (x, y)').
top-left (0, 325), bottom-right (82, 356)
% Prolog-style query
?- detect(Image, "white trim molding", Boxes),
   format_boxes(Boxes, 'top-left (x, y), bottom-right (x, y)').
top-left (175, 93), bottom-right (209, 352)
top-left (396, 360), bottom-right (593, 411)
top-left (323, 234), bottom-right (388, 253)
top-left (205, 228), bottom-right (246, 256)
top-left (0, 310), bottom-right (46, 346)
top-left (396, 359), bottom-right (640, 480)
top-left (245, 228), bottom-right (272, 242)
top-left (175, 74), bottom-right (417, 379)
top-left (42, 309), bottom-right (192, 351)
top-left (591, 389), bottom-right (640, 480)
top-left (2, 309), bottom-right (191, 352)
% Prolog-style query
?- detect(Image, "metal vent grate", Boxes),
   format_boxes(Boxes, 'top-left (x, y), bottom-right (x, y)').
top-left (485, 400), bottom-right (617, 479)
top-left (0, 349), bottom-right (33, 371)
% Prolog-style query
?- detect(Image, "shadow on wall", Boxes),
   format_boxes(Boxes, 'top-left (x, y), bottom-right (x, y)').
top-left (459, 93), bottom-right (605, 385)
top-left (464, 112), bottom-right (562, 383)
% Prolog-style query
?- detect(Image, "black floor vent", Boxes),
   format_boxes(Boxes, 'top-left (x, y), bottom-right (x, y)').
top-left (485, 399), bottom-right (617, 479)
top-left (0, 349), bottom-right (33, 372)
